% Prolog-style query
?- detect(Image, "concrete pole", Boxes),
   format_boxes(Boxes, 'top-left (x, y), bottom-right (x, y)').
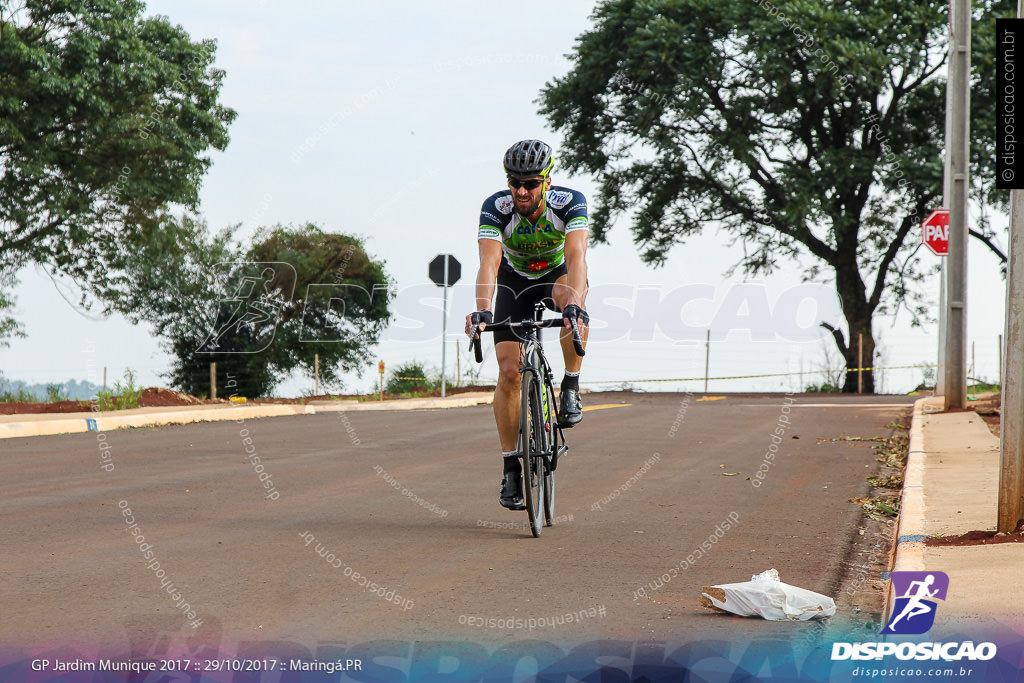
top-left (936, 0), bottom-right (954, 398)
top-left (999, 189), bottom-right (1024, 531)
top-left (943, 0), bottom-right (970, 411)
top-left (998, 0), bottom-right (1024, 533)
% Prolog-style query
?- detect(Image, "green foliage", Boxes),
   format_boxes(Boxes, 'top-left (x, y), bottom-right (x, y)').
top-left (805, 382), bottom-right (840, 393)
top-left (968, 379), bottom-right (1000, 393)
top-left (95, 369), bottom-right (144, 411)
top-left (0, 269), bottom-right (25, 348)
top-left (0, 386), bottom-right (38, 402)
top-left (0, 0), bottom-right (236, 340)
top-left (385, 362), bottom-right (436, 395)
top-left (44, 383), bottom-right (69, 402)
top-left (114, 217), bottom-right (393, 397)
top-left (539, 0), bottom-right (1013, 393)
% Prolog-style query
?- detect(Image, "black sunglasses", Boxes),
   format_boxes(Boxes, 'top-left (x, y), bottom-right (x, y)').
top-left (507, 177), bottom-right (545, 190)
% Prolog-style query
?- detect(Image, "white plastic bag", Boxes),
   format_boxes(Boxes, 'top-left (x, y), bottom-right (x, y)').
top-left (701, 568), bottom-right (836, 621)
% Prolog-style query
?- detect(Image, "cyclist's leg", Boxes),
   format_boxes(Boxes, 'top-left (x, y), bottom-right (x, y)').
top-left (492, 268), bottom-right (533, 453)
top-left (493, 340), bottom-right (521, 452)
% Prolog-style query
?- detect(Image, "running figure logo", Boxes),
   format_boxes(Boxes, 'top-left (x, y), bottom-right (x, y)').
top-left (198, 262), bottom-right (296, 354)
top-left (881, 571), bottom-right (949, 635)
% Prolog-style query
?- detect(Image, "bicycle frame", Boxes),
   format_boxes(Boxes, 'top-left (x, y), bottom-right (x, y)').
top-left (472, 303), bottom-right (577, 535)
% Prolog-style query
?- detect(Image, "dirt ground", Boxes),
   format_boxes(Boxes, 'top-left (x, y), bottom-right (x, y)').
top-left (0, 387), bottom-right (203, 414)
top-left (0, 385), bottom-right (498, 414)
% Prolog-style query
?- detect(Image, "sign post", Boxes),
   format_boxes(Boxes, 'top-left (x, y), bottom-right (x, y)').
top-left (378, 360), bottom-right (385, 401)
top-left (428, 254), bottom-right (462, 398)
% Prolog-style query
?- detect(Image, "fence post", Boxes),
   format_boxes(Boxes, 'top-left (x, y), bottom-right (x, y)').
top-left (857, 334), bottom-right (863, 394)
top-left (704, 329), bottom-right (710, 394)
top-left (211, 362), bottom-right (217, 400)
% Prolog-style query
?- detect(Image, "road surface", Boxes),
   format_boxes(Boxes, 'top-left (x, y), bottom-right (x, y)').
top-left (0, 392), bottom-right (912, 664)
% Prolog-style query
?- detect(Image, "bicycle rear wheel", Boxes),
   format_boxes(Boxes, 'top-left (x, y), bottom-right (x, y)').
top-left (519, 370), bottom-right (545, 537)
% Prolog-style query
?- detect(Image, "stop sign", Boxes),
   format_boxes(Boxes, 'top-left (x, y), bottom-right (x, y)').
top-left (428, 254), bottom-right (461, 287)
top-left (922, 209), bottom-right (949, 256)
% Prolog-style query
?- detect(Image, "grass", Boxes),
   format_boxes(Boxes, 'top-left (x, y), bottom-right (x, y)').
top-left (0, 387), bottom-right (38, 403)
top-left (95, 369), bottom-right (144, 411)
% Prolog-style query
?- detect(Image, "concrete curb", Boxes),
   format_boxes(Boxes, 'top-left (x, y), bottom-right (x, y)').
top-left (883, 396), bottom-right (936, 626)
top-left (0, 393), bottom-right (495, 440)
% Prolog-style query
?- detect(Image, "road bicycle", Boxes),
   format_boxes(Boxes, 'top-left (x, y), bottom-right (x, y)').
top-left (472, 303), bottom-right (585, 537)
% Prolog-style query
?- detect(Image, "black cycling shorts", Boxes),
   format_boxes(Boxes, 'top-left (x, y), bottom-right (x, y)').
top-left (492, 263), bottom-right (566, 344)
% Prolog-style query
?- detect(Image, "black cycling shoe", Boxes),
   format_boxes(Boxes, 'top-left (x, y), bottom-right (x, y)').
top-left (558, 388), bottom-right (583, 428)
top-left (499, 472), bottom-right (525, 510)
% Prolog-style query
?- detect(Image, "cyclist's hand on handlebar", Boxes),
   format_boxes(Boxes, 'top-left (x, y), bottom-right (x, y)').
top-left (561, 304), bottom-right (590, 328)
top-left (466, 310), bottom-right (493, 339)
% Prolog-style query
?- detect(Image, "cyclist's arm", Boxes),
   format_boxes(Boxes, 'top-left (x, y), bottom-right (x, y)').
top-left (475, 238), bottom-right (503, 316)
top-left (562, 229), bottom-right (589, 312)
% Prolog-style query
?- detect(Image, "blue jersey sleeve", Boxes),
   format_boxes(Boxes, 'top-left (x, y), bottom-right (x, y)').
top-left (478, 190), bottom-right (514, 241)
top-left (546, 186), bottom-right (588, 233)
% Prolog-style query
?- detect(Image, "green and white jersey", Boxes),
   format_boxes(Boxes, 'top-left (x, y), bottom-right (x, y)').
top-left (478, 186), bottom-right (589, 279)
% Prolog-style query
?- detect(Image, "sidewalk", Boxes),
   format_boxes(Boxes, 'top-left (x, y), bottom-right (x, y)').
top-left (0, 392), bottom-right (495, 439)
top-left (888, 395), bottom-right (1024, 632)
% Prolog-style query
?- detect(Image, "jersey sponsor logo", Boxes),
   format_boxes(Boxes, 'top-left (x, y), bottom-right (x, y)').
top-left (566, 217), bottom-right (589, 230)
top-left (527, 260), bottom-right (550, 273)
top-left (547, 190), bottom-right (573, 209)
top-left (567, 202), bottom-right (587, 213)
top-left (495, 195), bottom-right (514, 215)
top-left (515, 224), bottom-right (555, 235)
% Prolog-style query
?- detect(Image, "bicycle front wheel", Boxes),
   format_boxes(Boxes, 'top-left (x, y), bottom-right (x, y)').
top-left (519, 370), bottom-right (545, 538)
top-left (543, 455), bottom-right (555, 526)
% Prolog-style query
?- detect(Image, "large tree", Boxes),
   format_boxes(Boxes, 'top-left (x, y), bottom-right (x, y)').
top-left (541, 0), bottom-right (1010, 392)
top-left (0, 0), bottom-right (236, 332)
top-left (117, 218), bottom-right (393, 397)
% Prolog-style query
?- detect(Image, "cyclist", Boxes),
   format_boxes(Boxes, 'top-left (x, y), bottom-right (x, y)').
top-left (464, 139), bottom-right (590, 510)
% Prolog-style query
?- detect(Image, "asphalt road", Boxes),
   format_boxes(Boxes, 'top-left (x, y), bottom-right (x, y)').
top-left (0, 392), bottom-right (914, 662)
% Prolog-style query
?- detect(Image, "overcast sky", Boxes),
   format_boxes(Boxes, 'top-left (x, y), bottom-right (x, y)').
top-left (1, 1), bottom-right (1009, 397)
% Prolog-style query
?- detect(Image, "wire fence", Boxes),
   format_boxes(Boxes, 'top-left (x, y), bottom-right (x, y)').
top-left (2, 332), bottom-right (1003, 400)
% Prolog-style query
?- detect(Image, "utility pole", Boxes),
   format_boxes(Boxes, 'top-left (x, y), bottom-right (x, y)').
top-left (998, 3), bottom-right (1024, 534)
top-left (1000, 186), bottom-right (1024, 532)
top-left (943, 0), bottom-right (971, 411)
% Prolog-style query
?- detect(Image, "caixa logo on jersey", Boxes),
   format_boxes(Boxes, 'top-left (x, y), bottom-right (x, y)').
top-left (831, 571), bottom-right (997, 663)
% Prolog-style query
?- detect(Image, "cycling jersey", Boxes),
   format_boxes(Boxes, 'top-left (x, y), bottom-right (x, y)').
top-left (478, 186), bottom-right (588, 279)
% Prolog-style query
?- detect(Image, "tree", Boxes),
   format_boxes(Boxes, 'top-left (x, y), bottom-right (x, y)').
top-left (540, 0), bottom-right (1012, 392)
top-left (239, 223), bottom-right (394, 393)
top-left (117, 218), bottom-right (393, 397)
top-left (0, 0), bottom-right (236, 338)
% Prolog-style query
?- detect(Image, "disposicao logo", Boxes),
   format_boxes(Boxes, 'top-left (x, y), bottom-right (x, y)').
top-left (831, 570), bottom-right (997, 663)
top-left (881, 571), bottom-right (949, 635)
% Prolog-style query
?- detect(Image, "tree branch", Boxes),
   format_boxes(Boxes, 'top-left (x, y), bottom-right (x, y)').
top-left (820, 322), bottom-right (849, 359)
top-left (868, 210), bottom-right (917, 311)
top-left (970, 228), bottom-right (1007, 263)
